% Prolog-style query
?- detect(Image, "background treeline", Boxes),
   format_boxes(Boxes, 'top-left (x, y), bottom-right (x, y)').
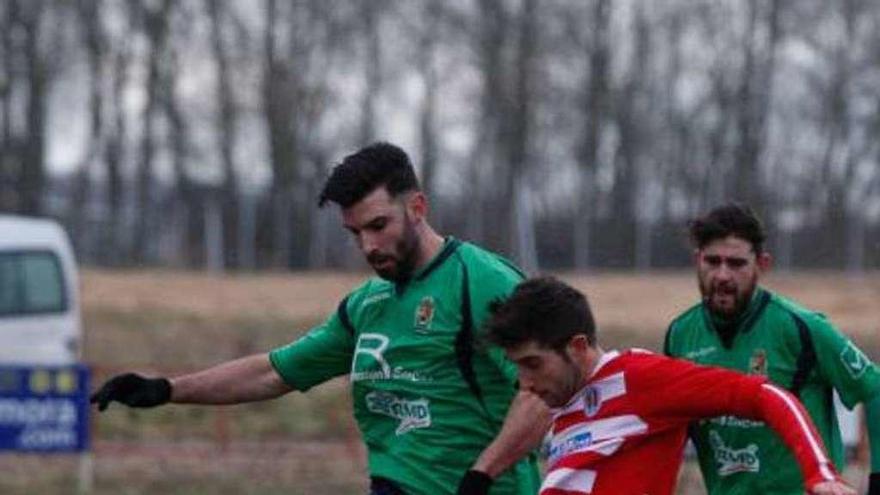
top-left (2, 0), bottom-right (879, 272)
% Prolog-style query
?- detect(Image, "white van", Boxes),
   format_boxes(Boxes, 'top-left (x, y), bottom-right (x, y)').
top-left (0, 214), bottom-right (82, 364)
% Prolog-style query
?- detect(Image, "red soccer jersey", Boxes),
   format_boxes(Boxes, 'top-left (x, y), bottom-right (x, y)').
top-left (540, 349), bottom-right (838, 495)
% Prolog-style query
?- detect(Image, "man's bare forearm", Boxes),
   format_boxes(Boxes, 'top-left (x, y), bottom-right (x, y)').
top-left (170, 353), bottom-right (293, 404)
top-left (472, 391), bottom-right (550, 477)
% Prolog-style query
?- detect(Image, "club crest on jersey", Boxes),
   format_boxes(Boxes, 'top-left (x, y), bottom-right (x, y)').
top-left (583, 385), bottom-right (601, 417)
top-left (413, 296), bottom-right (435, 334)
top-left (748, 349), bottom-right (767, 376)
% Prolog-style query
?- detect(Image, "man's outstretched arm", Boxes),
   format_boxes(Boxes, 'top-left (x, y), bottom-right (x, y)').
top-left (750, 383), bottom-right (854, 495)
top-left (91, 353), bottom-right (293, 410)
top-left (457, 390), bottom-right (551, 495)
top-left (640, 356), bottom-right (854, 495)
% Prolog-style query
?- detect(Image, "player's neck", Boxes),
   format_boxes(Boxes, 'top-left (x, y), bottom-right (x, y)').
top-left (581, 346), bottom-right (605, 382)
top-left (414, 225), bottom-right (445, 270)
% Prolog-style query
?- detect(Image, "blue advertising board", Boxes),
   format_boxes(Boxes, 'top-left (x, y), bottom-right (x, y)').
top-left (0, 364), bottom-right (90, 452)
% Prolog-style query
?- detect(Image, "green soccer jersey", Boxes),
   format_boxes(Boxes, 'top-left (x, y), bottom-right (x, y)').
top-left (269, 238), bottom-right (541, 495)
top-left (665, 287), bottom-right (880, 495)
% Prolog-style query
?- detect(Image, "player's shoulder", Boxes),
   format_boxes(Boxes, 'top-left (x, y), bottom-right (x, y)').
top-left (665, 302), bottom-right (705, 347)
top-left (455, 239), bottom-right (526, 280)
top-left (668, 302), bottom-right (704, 329)
top-left (342, 277), bottom-right (395, 315)
top-left (611, 348), bottom-right (689, 379)
top-left (611, 348), bottom-right (663, 368)
top-left (765, 289), bottom-right (835, 330)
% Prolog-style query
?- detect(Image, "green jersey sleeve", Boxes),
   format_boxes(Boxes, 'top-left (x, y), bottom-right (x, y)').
top-left (808, 316), bottom-right (880, 409)
top-left (268, 301), bottom-right (356, 392)
top-left (465, 248), bottom-right (525, 383)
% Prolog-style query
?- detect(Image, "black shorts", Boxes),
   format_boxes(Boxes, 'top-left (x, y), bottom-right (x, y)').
top-left (369, 476), bottom-right (407, 495)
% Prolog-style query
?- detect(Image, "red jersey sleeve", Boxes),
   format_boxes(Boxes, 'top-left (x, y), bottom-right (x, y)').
top-left (627, 352), bottom-right (839, 488)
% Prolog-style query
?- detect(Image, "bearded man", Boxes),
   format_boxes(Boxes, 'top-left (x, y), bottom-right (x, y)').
top-left (665, 203), bottom-right (880, 495)
top-left (91, 142), bottom-right (546, 495)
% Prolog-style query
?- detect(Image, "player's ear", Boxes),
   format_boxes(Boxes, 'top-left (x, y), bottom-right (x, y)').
top-left (568, 334), bottom-right (590, 354)
top-left (406, 191), bottom-right (428, 222)
top-left (756, 251), bottom-right (772, 273)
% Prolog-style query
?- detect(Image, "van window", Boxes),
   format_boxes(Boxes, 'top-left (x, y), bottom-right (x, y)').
top-left (0, 251), bottom-right (67, 316)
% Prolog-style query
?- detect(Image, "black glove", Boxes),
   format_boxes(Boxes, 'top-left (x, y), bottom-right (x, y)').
top-left (90, 373), bottom-right (172, 411)
top-left (868, 472), bottom-right (879, 495)
top-left (456, 470), bottom-right (493, 495)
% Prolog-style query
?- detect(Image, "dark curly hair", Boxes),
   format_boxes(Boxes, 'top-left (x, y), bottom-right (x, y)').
top-left (486, 276), bottom-right (597, 354)
top-left (689, 203), bottom-right (766, 254)
top-left (318, 142), bottom-right (420, 208)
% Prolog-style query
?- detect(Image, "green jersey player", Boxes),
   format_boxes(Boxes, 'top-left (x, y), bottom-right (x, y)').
top-left (90, 142), bottom-right (547, 495)
top-left (269, 236), bottom-right (541, 494)
top-left (665, 203), bottom-right (880, 495)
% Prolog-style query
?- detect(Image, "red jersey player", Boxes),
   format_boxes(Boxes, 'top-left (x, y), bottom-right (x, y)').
top-left (456, 276), bottom-right (855, 495)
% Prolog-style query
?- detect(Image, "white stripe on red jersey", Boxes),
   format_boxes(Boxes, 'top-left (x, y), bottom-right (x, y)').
top-left (542, 467), bottom-right (597, 495)
top-left (760, 384), bottom-right (835, 481)
top-left (540, 349), bottom-right (839, 495)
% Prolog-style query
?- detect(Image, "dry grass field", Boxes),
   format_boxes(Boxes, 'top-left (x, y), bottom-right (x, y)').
top-left (2, 269), bottom-right (877, 494)
top-left (80, 268), bottom-right (880, 348)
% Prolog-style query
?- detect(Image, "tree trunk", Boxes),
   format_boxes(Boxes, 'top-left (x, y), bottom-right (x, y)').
top-left (0, 2), bottom-right (18, 212)
top-left (71, 0), bottom-right (106, 261)
top-left (506, 0), bottom-right (538, 272)
top-left (613, 2), bottom-right (651, 267)
top-left (471, 0), bottom-right (508, 252)
top-left (417, 3), bottom-right (439, 203)
top-left (102, 37), bottom-right (130, 266)
top-left (208, 0), bottom-right (239, 269)
top-left (262, 0), bottom-right (297, 269)
top-left (132, 0), bottom-right (172, 264)
top-left (20, 0), bottom-right (47, 216)
top-left (359, 0), bottom-right (383, 145)
top-left (574, 0), bottom-right (611, 270)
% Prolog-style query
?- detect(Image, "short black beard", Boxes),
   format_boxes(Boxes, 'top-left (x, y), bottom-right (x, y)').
top-left (705, 282), bottom-right (756, 321)
top-left (703, 284), bottom-right (757, 348)
top-left (699, 271), bottom-right (754, 320)
top-left (706, 296), bottom-right (748, 321)
top-left (380, 216), bottom-right (420, 284)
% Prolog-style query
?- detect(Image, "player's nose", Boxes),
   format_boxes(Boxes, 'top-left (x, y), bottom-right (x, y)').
top-left (714, 263), bottom-right (734, 280)
top-left (361, 232), bottom-right (382, 255)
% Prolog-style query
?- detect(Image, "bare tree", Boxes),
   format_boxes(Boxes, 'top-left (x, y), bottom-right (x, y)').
top-left (3, 0), bottom-right (880, 271)
top-left (0, 1), bottom-right (19, 212)
top-left (466, 0), bottom-right (514, 253)
top-left (416, 2), bottom-right (440, 203)
top-left (99, 3), bottom-right (134, 266)
top-left (573, 0), bottom-right (611, 270)
top-left (504, 0), bottom-right (539, 272)
top-left (207, 0), bottom-right (241, 269)
top-left (69, 0), bottom-right (107, 258)
top-left (358, 0), bottom-right (386, 145)
top-left (262, 0), bottom-right (297, 269)
top-left (130, 0), bottom-right (173, 264)
top-left (608, 1), bottom-right (652, 267)
top-left (795, 0), bottom-right (861, 268)
top-left (162, 4), bottom-right (198, 268)
top-left (731, 0), bottom-right (781, 216)
top-left (18, 0), bottom-right (48, 216)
